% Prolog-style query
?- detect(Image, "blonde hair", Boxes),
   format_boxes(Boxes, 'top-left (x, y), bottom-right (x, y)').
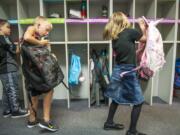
top-left (43, 21), bottom-right (53, 31)
top-left (103, 12), bottom-right (131, 40)
top-left (34, 16), bottom-right (47, 25)
top-left (34, 16), bottom-right (53, 31)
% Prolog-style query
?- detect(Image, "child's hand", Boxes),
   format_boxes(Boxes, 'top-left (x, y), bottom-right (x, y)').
top-left (40, 39), bottom-right (49, 46)
top-left (137, 18), bottom-right (148, 43)
top-left (137, 18), bottom-right (148, 28)
top-left (137, 18), bottom-right (145, 24)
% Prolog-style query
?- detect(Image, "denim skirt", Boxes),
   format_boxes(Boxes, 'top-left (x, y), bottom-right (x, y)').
top-left (104, 64), bottom-right (144, 105)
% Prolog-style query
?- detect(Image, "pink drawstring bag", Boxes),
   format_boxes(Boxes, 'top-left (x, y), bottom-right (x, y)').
top-left (136, 42), bottom-right (154, 80)
top-left (120, 16), bottom-right (166, 81)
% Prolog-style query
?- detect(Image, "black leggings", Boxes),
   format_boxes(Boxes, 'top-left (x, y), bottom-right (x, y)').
top-left (106, 100), bottom-right (143, 132)
top-left (106, 101), bottom-right (118, 124)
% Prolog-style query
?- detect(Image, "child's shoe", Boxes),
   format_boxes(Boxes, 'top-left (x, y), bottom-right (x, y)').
top-left (27, 119), bottom-right (39, 128)
top-left (3, 110), bottom-right (11, 118)
top-left (11, 108), bottom-right (29, 118)
top-left (39, 120), bottom-right (58, 132)
top-left (104, 122), bottom-right (124, 130)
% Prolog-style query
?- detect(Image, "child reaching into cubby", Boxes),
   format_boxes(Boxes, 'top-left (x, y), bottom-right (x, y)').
top-left (103, 12), bottom-right (148, 135)
top-left (22, 16), bottom-right (58, 132)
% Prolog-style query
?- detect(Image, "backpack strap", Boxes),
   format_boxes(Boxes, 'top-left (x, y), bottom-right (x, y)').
top-left (120, 66), bottom-right (141, 77)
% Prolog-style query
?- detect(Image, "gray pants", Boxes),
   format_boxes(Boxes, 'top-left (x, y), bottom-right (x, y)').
top-left (0, 72), bottom-right (20, 112)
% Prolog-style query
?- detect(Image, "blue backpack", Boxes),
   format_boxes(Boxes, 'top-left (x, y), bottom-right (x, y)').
top-left (174, 58), bottom-right (180, 88)
top-left (68, 54), bottom-right (81, 85)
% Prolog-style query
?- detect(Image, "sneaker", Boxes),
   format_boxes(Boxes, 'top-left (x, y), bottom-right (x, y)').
top-left (27, 119), bottom-right (39, 128)
top-left (3, 110), bottom-right (11, 118)
top-left (11, 108), bottom-right (30, 118)
top-left (39, 120), bottom-right (58, 132)
top-left (104, 122), bottom-right (125, 130)
top-left (126, 130), bottom-right (147, 135)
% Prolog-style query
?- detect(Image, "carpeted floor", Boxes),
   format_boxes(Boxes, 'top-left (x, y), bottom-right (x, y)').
top-left (0, 98), bottom-right (180, 135)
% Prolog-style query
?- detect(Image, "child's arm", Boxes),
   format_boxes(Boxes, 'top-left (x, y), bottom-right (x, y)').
top-left (16, 44), bottom-right (20, 54)
top-left (13, 41), bottom-right (20, 54)
top-left (24, 26), bottom-right (49, 46)
top-left (137, 18), bottom-right (147, 43)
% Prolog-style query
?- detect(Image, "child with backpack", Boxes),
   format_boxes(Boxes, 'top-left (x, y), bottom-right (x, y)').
top-left (0, 19), bottom-right (29, 118)
top-left (22, 16), bottom-right (58, 132)
top-left (103, 12), bottom-right (147, 135)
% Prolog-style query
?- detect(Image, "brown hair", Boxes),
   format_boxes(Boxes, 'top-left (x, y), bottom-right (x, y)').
top-left (103, 12), bottom-right (131, 40)
top-left (0, 19), bottom-right (8, 28)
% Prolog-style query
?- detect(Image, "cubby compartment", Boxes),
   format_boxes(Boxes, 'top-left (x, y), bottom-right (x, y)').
top-left (178, 24), bottom-right (180, 42)
top-left (176, 44), bottom-right (180, 58)
top-left (18, 25), bottom-right (29, 38)
top-left (49, 24), bottom-right (65, 42)
top-left (134, 18), bottom-right (175, 42)
top-left (135, 22), bottom-right (175, 42)
top-left (10, 25), bottom-right (19, 42)
top-left (140, 78), bottom-right (153, 105)
top-left (156, 44), bottom-right (175, 104)
top-left (0, 0), bottom-right (17, 20)
top-left (68, 44), bottom-right (89, 100)
top-left (89, 24), bottom-right (106, 41)
top-left (67, 23), bottom-right (87, 41)
top-left (42, 0), bottom-right (64, 18)
top-left (89, 43), bottom-right (110, 106)
top-left (66, 0), bottom-right (87, 19)
top-left (113, 0), bottom-right (133, 18)
top-left (135, 0), bottom-right (155, 19)
top-left (157, 0), bottom-right (176, 19)
top-left (51, 44), bottom-right (68, 100)
top-left (0, 0), bottom-right (18, 40)
top-left (179, 2), bottom-right (180, 21)
top-left (157, 24), bottom-right (175, 41)
top-left (18, 0), bottom-right (40, 19)
top-left (89, 0), bottom-right (109, 18)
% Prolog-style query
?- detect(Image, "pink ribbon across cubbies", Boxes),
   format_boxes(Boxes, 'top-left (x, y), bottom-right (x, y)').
top-left (66, 19), bottom-right (108, 24)
top-left (134, 18), bottom-right (176, 24)
top-left (66, 18), bottom-right (133, 24)
top-left (66, 18), bottom-right (177, 24)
